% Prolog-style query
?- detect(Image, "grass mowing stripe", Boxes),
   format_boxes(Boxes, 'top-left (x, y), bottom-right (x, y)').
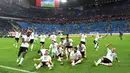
top-left (0, 65), bottom-right (37, 73)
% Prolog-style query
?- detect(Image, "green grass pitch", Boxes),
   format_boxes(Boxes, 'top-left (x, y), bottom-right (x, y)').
top-left (0, 35), bottom-right (130, 73)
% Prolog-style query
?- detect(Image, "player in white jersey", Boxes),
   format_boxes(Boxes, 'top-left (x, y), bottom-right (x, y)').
top-left (77, 43), bottom-right (86, 58)
top-left (39, 33), bottom-right (46, 49)
top-left (30, 31), bottom-right (34, 51)
top-left (33, 50), bottom-right (54, 70)
top-left (49, 40), bottom-right (58, 58)
top-left (59, 38), bottom-right (65, 49)
top-left (55, 45), bottom-right (64, 64)
top-left (80, 33), bottom-right (87, 45)
top-left (93, 34), bottom-right (107, 51)
top-left (59, 32), bottom-right (63, 39)
top-left (13, 31), bottom-right (21, 48)
top-left (94, 43), bottom-right (120, 67)
top-left (50, 33), bottom-right (57, 42)
top-left (16, 30), bottom-right (31, 66)
top-left (64, 35), bottom-right (73, 60)
top-left (37, 49), bottom-right (49, 56)
top-left (70, 47), bottom-right (82, 67)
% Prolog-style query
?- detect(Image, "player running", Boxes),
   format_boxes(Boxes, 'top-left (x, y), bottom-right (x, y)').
top-left (70, 47), bottom-right (82, 67)
top-left (39, 33), bottom-right (46, 49)
top-left (33, 50), bottom-right (54, 70)
top-left (94, 43), bottom-right (120, 67)
top-left (16, 30), bottom-right (31, 66)
top-left (93, 34), bottom-right (107, 51)
top-left (77, 43), bottom-right (86, 58)
top-left (80, 32), bottom-right (87, 45)
top-left (50, 32), bottom-right (57, 42)
top-left (13, 31), bottom-right (21, 48)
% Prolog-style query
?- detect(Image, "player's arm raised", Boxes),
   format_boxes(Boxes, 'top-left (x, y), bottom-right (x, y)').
top-left (105, 43), bottom-right (112, 48)
top-left (102, 34), bottom-right (108, 38)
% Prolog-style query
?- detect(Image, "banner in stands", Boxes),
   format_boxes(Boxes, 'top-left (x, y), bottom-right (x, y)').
top-left (36, 0), bottom-right (59, 8)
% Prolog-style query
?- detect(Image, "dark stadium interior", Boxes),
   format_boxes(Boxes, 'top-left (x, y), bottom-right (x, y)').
top-left (0, 0), bottom-right (130, 35)
top-left (0, 0), bottom-right (130, 73)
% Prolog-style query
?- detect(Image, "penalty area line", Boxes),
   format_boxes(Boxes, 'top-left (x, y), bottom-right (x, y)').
top-left (0, 65), bottom-right (37, 73)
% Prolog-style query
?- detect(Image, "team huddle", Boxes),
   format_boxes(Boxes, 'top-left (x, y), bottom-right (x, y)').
top-left (13, 29), bottom-right (120, 70)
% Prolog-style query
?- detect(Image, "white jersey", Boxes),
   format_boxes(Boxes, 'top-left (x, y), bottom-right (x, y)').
top-left (40, 35), bottom-right (46, 42)
top-left (21, 35), bottom-right (30, 48)
top-left (56, 47), bottom-right (63, 56)
top-left (59, 33), bottom-right (63, 38)
top-left (30, 32), bottom-right (34, 39)
top-left (70, 50), bottom-right (81, 60)
top-left (40, 49), bottom-right (48, 55)
top-left (64, 39), bottom-right (73, 46)
top-left (15, 32), bottom-right (21, 38)
top-left (49, 43), bottom-right (58, 53)
top-left (105, 48), bottom-right (117, 62)
top-left (50, 34), bottom-right (57, 41)
top-left (59, 41), bottom-right (65, 48)
top-left (95, 35), bottom-right (102, 41)
top-left (40, 55), bottom-right (51, 62)
top-left (81, 34), bottom-right (87, 42)
top-left (77, 44), bottom-right (86, 52)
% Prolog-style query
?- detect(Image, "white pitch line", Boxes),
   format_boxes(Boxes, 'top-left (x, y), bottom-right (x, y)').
top-left (0, 65), bottom-right (37, 73)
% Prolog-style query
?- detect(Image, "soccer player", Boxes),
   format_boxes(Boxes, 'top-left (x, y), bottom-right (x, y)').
top-left (119, 30), bottom-right (123, 40)
top-left (50, 32), bottom-right (57, 42)
top-left (49, 40), bottom-right (58, 58)
top-left (16, 30), bottom-right (31, 66)
top-left (80, 32), bottom-right (87, 45)
top-left (37, 49), bottom-right (49, 56)
top-left (33, 50), bottom-right (54, 70)
top-left (30, 31), bottom-right (34, 51)
top-left (55, 45), bottom-right (64, 64)
top-left (64, 35), bottom-right (73, 60)
top-left (94, 43), bottom-right (120, 67)
top-left (59, 38), bottom-right (65, 49)
top-left (93, 34), bottom-right (107, 51)
top-left (59, 32), bottom-right (63, 39)
top-left (77, 43), bottom-right (86, 58)
top-left (39, 33), bottom-right (46, 49)
top-left (70, 47), bottom-right (82, 67)
top-left (13, 31), bottom-right (21, 48)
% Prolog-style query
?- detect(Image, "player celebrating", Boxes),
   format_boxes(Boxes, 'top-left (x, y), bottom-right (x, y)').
top-left (80, 32), bottom-right (87, 45)
top-left (94, 43), bottom-right (120, 67)
top-left (39, 33), bottom-right (46, 49)
top-left (34, 50), bottom-right (54, 70)
top-left (77, 43), bottom-right (86, 58)
top-left (37, 49), bottom-right (49, 56)
top-left (55, 45), bottom-right (64, 64)
top-left (70, 47), bottom-right (82, 67)
top-left (50, 32), bottom-right (57, 42)
top-left (59, 38), bottom-right (65, 49)
top-left (13, 31), bottom-right (21, 48)
top-left (49, 40), bottom-right (58, 58)
top-left (16, 30), bottom-right (31, 66)
top-left (64, 35), bottom-right (73, 60)
top-left (93, 34), bottom-right (107, 51)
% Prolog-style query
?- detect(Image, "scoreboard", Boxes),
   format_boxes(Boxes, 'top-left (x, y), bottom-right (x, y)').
top-left (36, 0), bottom-right (59, 8)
